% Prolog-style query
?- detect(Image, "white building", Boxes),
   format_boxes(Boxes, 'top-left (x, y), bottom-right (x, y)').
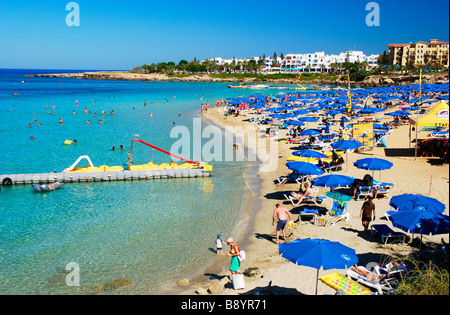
top-left (205, 50), bottom-right (380, 73)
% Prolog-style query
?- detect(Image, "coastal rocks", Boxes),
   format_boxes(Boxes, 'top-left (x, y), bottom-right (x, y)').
top-left (90, 279), bottom-right (132, 294)
top-left (177, 278), bottom-right (190, 287)
top-left (26, 71), bottom-right (449, 87)
top-left (207, 277), bottom-right (230, 295)
top-left (243, 267), bottom-right (261, 278)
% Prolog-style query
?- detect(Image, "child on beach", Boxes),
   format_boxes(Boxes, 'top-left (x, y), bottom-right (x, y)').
top-left (216, 234), bottom-right (224, 255)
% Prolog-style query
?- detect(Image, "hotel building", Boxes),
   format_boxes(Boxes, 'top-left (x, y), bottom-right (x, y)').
top-left (388, 39), bottom-right (449, 68)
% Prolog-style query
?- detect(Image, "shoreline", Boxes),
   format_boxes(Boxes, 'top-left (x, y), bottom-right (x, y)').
top-left (152, 114), bottom-right (264, 295)
top-left (162, 102), bottom-right (449, 296)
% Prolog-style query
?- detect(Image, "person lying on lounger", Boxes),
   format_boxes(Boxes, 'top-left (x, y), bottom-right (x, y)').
top-left (291, 182), bottom-right (315, 206)
top-left (350, 266), bottom-right (386, 283)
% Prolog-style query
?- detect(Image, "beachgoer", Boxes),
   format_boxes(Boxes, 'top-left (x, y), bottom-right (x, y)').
top-left (216, 234), bottom-right (224, 255)
top-left (351, 174), bottom-right (373, 200)
top-left (127, 152), bottom-right (133, 166)
top-left (331, 149), bottom-right (339, 164)
top-left (360, 196), bottom-right (376, 234)
top-left (292, 182), bottom-right (315, 206)
top-left (318, 158), bottom-right (329, 170)
top-left (272, 204), bottom-right (292, 244)
top-left (73, 139), bottom-right (77, 144)
top-left (59, 118), bottom-right (63, 124)
top-left (112, 146), bottom-right (116, 151)
top-left (350, 266), bottom-right (385, 282)
top-left (120, 145), bottom-right (124, 150)
top-left (226, 238), bottom-right (240, 275)
top-left (200, 104), bottom-right (204, 114)
top-left (48, 182), bottom-right (62, 191)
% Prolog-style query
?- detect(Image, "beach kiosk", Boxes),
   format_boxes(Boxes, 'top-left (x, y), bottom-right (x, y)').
top-left (352, 123), bottom-right (374, 151)
top-left (409, 101), bottom-right (449, 159)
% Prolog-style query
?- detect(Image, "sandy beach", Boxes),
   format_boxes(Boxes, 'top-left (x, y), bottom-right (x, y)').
top-left (166, 99), bottom-right (449, 296)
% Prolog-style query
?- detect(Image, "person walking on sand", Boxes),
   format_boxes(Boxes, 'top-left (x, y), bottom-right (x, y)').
top-left (272, 204), bottom-right (292, 244)
top-left (226, 238), bottom-right (240, 275)
top-left (360, 196), bottom-right (376, 234)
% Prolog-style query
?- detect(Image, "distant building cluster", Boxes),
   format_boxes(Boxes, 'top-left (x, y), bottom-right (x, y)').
top-left (207, 50), bottom-right (380, 73)
top-left (388, 39), bottom-right (449, 68)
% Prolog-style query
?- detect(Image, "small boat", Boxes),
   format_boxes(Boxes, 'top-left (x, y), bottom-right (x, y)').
top-left (32, 182), bottom-right (65, 192)
top-left (247, 84), bottom-right (269, 90)
top-left (228, 85), bottom-right (247, 89)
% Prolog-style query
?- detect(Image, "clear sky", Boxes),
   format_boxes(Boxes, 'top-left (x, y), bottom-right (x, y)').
top-left (0, 0), bottom-right (448, 70)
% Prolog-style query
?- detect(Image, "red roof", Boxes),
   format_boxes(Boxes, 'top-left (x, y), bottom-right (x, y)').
top-left (388, 44), bottom-right (408, 47)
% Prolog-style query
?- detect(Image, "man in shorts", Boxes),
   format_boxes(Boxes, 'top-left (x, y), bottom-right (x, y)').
top-left (272, 204), bottom-right (292, 244)
top-left (360, 196), bottom-right (376, 234)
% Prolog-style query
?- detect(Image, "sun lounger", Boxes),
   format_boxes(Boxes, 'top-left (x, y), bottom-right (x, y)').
top-left (370, 224), bottom-right (406, 245)
top-left (356, 186), bottom-right (372, 200)
top-left (345, 266), bottom-right (395, 295)
top-left (283, 188), bottom-right (326, 206)
top-left (298, 207), bottom-right (319, 220)
top-left (313, 215), bottom-right (343, 227)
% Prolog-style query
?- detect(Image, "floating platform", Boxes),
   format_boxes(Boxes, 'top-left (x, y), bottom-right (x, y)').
top-left (1, 168), bottom-right (213, 186)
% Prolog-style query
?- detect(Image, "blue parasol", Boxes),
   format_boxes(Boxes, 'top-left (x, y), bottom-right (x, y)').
top-left (311, 174), bottom-right (355, 188)
top-left (279, 238), bottom-right (358, 294)
top-left (286, 161), bottom-right (325, 176)
top-left (389, 194), bottom-right (446, 213)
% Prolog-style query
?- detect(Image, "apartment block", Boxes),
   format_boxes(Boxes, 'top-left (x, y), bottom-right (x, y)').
top-left (388, 39), bottom-right (449, 68)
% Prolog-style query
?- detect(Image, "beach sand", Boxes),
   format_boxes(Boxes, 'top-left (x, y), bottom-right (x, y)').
top-left (162, 104), bottom-right (449, 296)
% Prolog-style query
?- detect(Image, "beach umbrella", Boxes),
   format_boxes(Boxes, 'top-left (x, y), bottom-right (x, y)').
top-left (279, 239), bottom-right (358, 294)
top-left (311, 174), bottom-right (355, 189)
top-left (298, 116), bottom-right (319, 122)
top-left (293, 109), bottom-right (310, 116)
top-left (389, 194), bottom-right (446, 213)
top-left (353, 157), bottom-right (393, 180)
top-left (340, 116), bottom-right (346, 128)
top-left (298, 129), bottom-right (321, 136)
top-left (285, 120), bottom-right (305, 127)
top-left (331, 140), bottom-right (363, 171)
top-left (324, 122), bottom-right (330, 134)
top-left (388, 209), bottom-right (449, 251)
top-left (331, 140), bottom-right (363, 151)
top-left (373, 123), bottom-right (388, 130)
top-left (286, 161), bottom-right (325, 176)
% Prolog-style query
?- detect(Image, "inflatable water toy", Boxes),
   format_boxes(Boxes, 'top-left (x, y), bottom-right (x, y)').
top-left (64, 140), bottom-right (73, 145)
top-left (32, 182), bottom-right (65, 192)
top-left (320, 273), bottom-right (371, 295)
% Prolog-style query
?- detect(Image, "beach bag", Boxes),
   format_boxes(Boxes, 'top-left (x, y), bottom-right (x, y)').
top-left (238, 249), bottom-right (246, 262)
top-left (232, 273), bottom-right (245, 290)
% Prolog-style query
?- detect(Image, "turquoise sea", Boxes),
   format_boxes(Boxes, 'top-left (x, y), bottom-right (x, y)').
top-left (0, 69), bottom-right (307, 295)
top-left (0, 70), bottom-right (257, 294)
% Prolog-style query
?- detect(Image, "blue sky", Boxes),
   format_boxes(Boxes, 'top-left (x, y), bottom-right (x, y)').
top-left (0, 0), bottom-right (448, 70)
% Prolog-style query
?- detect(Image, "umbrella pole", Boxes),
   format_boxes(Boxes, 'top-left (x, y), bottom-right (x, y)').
top-left (315, 269), bottom-right (319, 295)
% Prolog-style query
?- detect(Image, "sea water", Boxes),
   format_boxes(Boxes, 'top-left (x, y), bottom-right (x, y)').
top-left (0, 69), bottom-right (256, 295)
top-left (0, 69), bottom-right (307, 295)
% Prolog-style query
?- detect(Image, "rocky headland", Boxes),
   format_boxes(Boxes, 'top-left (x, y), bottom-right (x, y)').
top-left (27, 71), bottom-right (449, 87)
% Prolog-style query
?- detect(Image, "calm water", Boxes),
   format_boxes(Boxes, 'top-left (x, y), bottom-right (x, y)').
top-left (0, 69), bottom-right (261, 295)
